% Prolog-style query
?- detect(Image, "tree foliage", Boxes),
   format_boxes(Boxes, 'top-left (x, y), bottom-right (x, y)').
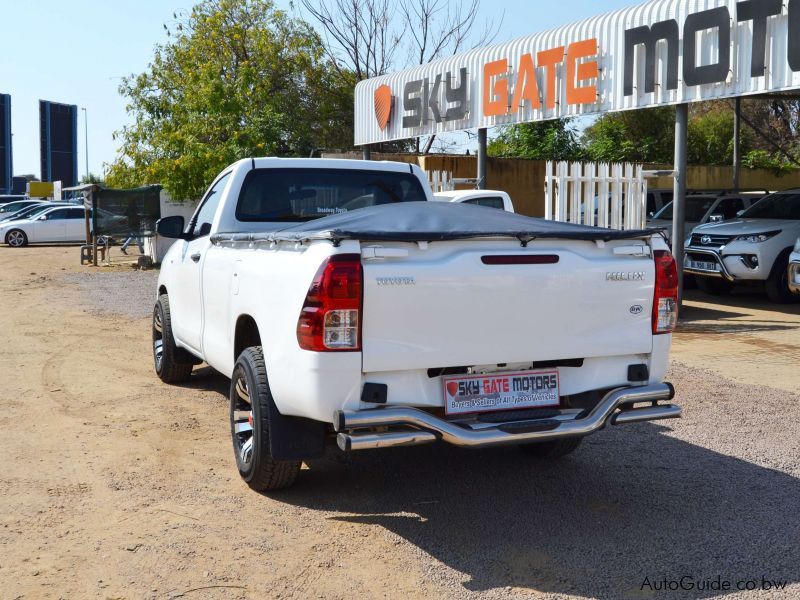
top-left (80, 173), bottom-right (104, 185)
top-left (496, 99), bottom-right (800, 170)
top-left (583, 107), bottom-right (676, 163)
top-left (488, 120), bottom-right (584, 161)
top-left (107, 0), bottom-right (353, 200)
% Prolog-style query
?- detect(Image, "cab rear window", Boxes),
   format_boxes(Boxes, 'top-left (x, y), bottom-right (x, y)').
top-left (235, 168), bottom-right (429, 222)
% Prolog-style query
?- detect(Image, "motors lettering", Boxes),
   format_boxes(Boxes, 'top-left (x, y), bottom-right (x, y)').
top-left (454, 374), bottom-right (558, 397)
top-left (624, 0), bottom-right (797, 96)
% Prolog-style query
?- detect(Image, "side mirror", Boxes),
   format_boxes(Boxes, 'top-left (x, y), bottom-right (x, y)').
top-left (156, 215), bottom-right (186, 239)
top-left (38, 215), bottom-right (48, 221)
top-left (708, 214), bottom-right (724, 223)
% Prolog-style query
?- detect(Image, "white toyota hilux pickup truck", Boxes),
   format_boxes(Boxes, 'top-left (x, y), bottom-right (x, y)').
top-left (153, 158), bottom-right (681, 491)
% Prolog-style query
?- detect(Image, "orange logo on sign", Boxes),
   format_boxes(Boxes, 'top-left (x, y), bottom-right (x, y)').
top-left (374, 85), bottom-right (393, 130)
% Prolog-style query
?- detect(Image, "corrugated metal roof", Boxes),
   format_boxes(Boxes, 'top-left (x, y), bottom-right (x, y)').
top-left (355, 0), bottom-right (800, 145)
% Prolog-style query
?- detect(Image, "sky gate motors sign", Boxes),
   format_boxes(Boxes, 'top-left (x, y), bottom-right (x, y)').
top-left (354, 0), bottom-right (800, 145)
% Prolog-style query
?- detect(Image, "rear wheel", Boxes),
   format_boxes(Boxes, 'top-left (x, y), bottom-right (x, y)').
top-left (697, 277), bottom-right (733, 296)
top-left (230, 347), bottom-right (301, 491)
top-left (518, 437), bottom-right (582, 459)
top-left (5, 229), bottom-right (27, 247)
top-left (152, 294), bottom-right (194, 383)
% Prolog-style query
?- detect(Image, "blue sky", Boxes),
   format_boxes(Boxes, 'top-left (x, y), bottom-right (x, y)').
top-left (0, 0), bottom-right (638, 179)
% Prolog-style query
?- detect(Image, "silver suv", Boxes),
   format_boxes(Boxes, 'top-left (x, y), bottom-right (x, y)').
top-left (685, 189), bottom-right (800, 303)
top-left (649, 193), bottom-right (763, 245)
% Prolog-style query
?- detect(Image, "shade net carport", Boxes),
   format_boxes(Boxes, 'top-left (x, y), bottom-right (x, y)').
top-left (83, 185), bottom-right (162, 239)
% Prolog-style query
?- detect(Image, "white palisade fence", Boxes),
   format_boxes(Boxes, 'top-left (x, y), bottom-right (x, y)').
top-left (428, 170), bottom-right (455, 193)
top-left (544, 161), bottom-right (647, 230)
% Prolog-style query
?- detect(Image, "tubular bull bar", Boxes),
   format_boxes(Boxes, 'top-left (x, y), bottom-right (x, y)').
top-left (789, 262), bottom-right (800, 294)
top-left (333, 383), bottom-right (680, 452)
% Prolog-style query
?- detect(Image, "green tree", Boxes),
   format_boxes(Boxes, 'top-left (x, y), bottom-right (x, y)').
top-left (488, 120), bottom-right (585, 160)
top-left (80, 173), bottom-right (104, 185)
top-left (107, 0), bottom-right (353, 200)
top-left (583, 107), bottom-right (676, 163)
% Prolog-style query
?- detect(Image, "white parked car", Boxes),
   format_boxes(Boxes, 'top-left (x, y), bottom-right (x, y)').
top-left (789, 238), bottom-right (800, 294)
top-left (152, 158), bottom-right (680, 491)
top-left (0, 205), bottom-right (88, 247)
top-left (648, 193), bottom-right (762, 244)
top-left (433, 189), bottom-right (514, 212)
top-left (685, 189), bottom-right (800, 302)
top-left (0, 199), bottom-right (44, 218)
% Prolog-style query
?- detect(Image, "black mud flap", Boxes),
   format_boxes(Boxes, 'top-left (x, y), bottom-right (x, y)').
top-left (267, 395), bottom-right (326, 461)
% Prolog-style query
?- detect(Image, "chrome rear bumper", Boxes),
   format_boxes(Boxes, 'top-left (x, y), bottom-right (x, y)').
top-left (334, 383), bottom-right (680, 452)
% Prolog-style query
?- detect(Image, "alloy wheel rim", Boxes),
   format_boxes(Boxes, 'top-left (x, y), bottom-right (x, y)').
top-left (8, 231), bottom-right (23, 247)
top-left (232, 374), bottom-right (254, 467)
top-left (153, 308), bottom-right (164, 372)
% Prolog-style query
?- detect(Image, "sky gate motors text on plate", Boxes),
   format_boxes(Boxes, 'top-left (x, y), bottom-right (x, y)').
top-left (368, 0), bottom-right (800, 138)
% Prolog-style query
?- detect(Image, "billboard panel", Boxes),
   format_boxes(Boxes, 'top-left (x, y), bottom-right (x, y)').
top-left (40, 100), bottom-right (78, 187)
top-left (0, 94), bottom-right (11, 194)
top-left (355, 0), bottom-right (800, 144)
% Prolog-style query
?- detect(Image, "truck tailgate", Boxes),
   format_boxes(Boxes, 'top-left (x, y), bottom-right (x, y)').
top-left (361, 240), bottom-right (654, 373)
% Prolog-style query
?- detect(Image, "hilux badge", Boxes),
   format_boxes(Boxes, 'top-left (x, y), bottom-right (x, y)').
top-left (606, 272), bottom-right (645, 281)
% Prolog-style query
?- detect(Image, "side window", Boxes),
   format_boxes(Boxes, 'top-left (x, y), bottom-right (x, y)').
top-left (191, 172), bottom-right (232, 237)
top-left (67, 208), bottom-right (85, 219)
top-left (647, 193), bottom-right (656, 215)
top-left (45, 209), bottom-right (68, 221)
top-left (465, 197), bottom-right (505, 210)
top-left (716, 198), bottom-right (744, 220)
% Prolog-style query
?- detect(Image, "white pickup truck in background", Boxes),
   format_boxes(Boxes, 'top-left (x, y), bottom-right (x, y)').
top-left (153, 158), bottom-right (681, 491)
top-left (433, 189), bottom-right (515, 212)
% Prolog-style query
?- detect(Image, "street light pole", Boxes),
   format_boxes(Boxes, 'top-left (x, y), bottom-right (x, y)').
top-left (81, 108), bottom-right (89, 180)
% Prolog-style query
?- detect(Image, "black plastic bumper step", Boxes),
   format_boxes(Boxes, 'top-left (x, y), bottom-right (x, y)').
top-left (476, 408), bottom-right (562, 423)
top-left (497, 419), bottom-right (561, 434)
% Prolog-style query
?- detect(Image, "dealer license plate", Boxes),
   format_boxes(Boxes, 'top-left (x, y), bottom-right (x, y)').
top-left (687, 259), bottom-right (720, 272)
top-left (443, 370), bottom-right (560, 416)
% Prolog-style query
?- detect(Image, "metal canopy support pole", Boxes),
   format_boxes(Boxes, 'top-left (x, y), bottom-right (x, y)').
top-left (733, 98), bottom-right (741, 193)
top-left (672, 104), bottom-right (689, 306)
top-left (477, 128), bottom-right (487, 189)
top-left (91, 195), bottom-right (99, 267)
top-left (362, 145), bottom-right (371, 161)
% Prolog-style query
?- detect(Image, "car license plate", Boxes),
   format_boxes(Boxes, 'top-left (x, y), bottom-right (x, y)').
top-left (443, 370), bottom-right (560, 416)
top-left (687, 259), bottom-right (719, 272)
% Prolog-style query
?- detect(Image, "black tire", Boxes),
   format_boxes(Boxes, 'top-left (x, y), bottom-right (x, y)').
top-left (5, 229), bottom-right (28, 247)
top-left (697, 277), bottom-right (734, 296)
top-left (518, 437), bottom-right (583, 459)
top-left (152, 294), bottom-right (194, 383)
top-left (230, 347), bottom-right (301, 491)
top-left (765, 249), bottom-right (797, 304)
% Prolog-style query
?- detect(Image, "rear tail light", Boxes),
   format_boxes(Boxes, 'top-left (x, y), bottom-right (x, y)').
top-left (653, 250), bottom-right (679, 335)
top-left (297, 254), bottom-right (363, 351)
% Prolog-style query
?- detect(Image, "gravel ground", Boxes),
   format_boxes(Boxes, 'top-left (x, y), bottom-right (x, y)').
top-left (1, 252), bottom-right (794, 598)
top-left (62, 268), bottom-right (159, 319)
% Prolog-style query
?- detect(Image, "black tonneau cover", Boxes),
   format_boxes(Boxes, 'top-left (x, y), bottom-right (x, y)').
top-left (213, 202), bottom-right (660, 245)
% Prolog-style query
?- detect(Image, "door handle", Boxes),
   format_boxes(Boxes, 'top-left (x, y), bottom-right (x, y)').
top-left (190, 252), bottom-right (202, 263)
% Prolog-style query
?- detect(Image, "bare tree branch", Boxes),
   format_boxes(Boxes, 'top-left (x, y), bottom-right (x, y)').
top-left (301, 0), bottom-right (501, 80)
